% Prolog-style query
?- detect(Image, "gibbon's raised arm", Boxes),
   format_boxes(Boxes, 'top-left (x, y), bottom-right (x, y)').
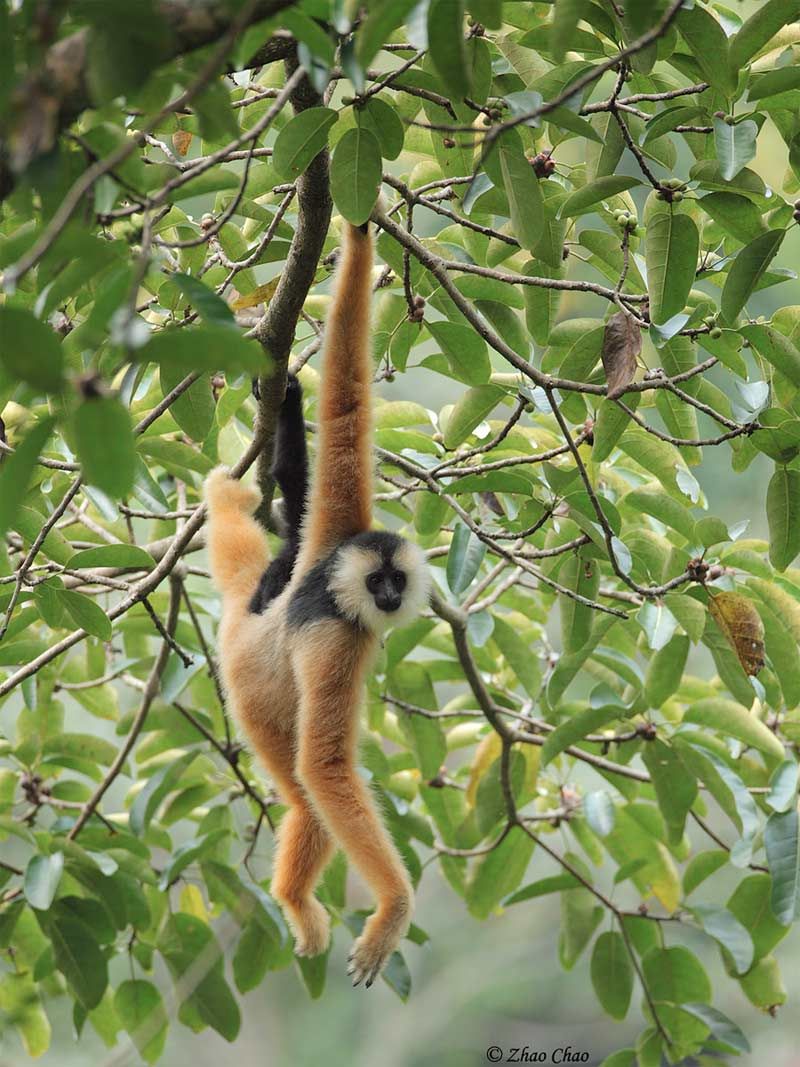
top-left (298, 223), bottom-right (374, 564)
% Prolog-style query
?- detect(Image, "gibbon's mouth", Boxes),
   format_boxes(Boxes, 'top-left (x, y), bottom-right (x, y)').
top-left (375, 597), bottom-right (401, 613)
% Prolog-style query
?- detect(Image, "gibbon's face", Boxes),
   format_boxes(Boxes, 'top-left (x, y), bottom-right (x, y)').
top-left (329, 531), bottom-right (431, 634)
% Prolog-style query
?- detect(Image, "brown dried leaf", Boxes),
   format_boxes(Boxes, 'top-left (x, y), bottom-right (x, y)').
top-left (602, 310), bottom-right (641, 399)
top-left (172, 129), bottom-right (193, 157)
top-left (709, 590), bottom-right (765, 676)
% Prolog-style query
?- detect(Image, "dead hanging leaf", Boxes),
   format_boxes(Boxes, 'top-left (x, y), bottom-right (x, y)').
top-left (229, 276), bottom-right (281, 311)
top-left (709, 590), bottom-right (765, 676)
top-left (172, 129), bottom-right (193, 157)
top-left (602, 310), bottom-right (641, 399)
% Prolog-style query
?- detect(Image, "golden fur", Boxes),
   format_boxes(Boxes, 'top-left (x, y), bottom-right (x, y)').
top-left (204, 224), bottom-right (429, 985)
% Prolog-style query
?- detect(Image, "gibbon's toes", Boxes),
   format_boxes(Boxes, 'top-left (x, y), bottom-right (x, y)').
top-left (203, 466), bottom-right (261, 513)
top-left (287, 898), bottom-right (330, 959)
top-left (346, 932), bottom-right (397, 989)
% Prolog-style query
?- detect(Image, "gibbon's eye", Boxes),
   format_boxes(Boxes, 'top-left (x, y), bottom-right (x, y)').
top-left (366, 573), bottom-right (383, 594)
top-left (392, 571), bottom-right (406, 592)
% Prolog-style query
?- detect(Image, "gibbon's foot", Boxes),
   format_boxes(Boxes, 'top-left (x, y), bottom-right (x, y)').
top-left (346, 895), bottom-right (411, 988)
top-left (285, 897), bottom-right (331, 958)
top-left (203, 466), bottom-right (261, 514)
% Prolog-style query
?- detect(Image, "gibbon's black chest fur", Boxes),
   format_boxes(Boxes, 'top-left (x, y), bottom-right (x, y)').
top-left (286, 553), bottom-right (343, 628)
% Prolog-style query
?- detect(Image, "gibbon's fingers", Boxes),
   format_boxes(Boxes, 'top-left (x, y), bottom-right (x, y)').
top-left (244, 717), bottom-right (334, 957)
top-left (293, 626), bottom-right (414, 984)
top-left (203, 467), bottom-right (269, 605)
top-left (299, 224), bottom-right (374, 565)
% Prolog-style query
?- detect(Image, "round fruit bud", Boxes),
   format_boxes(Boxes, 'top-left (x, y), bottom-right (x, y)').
top-left (794, 198), bottom-right (800, 210)
top-left (709, 326), bottom-right (722, 339)
top-left (793, 209), bottom-right (800, 223)
top-left (443, 137), bottom-right (455, 149)
top-left (713, 110), bottom-right (726, 119)
top-left (673, 190), bottom-right (684, 202)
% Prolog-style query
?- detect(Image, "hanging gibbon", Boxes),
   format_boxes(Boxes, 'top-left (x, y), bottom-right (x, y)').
top-left (204, 223), bottom-right (431, 987)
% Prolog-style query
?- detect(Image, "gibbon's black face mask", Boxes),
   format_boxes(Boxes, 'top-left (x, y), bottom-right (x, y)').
top-left (365, 565), bottom-right (407, 613)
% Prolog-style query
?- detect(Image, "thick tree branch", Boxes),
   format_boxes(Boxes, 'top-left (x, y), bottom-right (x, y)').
top-left (251, 54), bottom-right (332, 529)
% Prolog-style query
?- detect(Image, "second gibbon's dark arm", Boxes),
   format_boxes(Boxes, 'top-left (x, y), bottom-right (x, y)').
top-left (249, 374), bottom-right (308, 613)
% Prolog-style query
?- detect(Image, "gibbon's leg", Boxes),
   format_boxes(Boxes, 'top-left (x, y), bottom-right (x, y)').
top-left (293, 627), bottom-right (413, 987)
top-left (204, 469), bottom-right (268, 607)
top-left (244, 716), bottom-right (335, 956)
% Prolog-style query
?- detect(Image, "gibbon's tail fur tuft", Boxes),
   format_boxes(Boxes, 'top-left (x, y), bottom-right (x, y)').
top-left (204, 467), bottom-right (269, 605)
top-left (298, 223), bottom-right (375, 566)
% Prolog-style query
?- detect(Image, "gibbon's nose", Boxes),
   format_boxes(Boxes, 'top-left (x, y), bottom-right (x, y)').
top-left (376, 593), bottom-right (401, 613)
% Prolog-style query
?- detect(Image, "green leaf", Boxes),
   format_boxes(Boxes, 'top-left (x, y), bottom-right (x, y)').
top-left (504, 873), bottom-right (580, 905)
top-left (645, 211), bottom-right (699, 324)
top-left (590, 930), bottom-right (632, 1020)
top-left (43, 911), bottom-right (108, 1010)
top-left (72, 396), bottom-right (136, 499)
top-left (583, 791), bottom-right (615, 837)
top-left (767, 760), bottom-right (799, 813)
top-left (0, 972), bottom-right (51, 1058)
top-left (466, 826), bottom-right (535, 918)
top-left (559, 176), bottom-right (641, 218)
top-left (767, 466), bottom-right (800, 571)
top-left (355, 0), bottom-right (418, 67)
top-left (427, 0), bottom-right (471, 100)
top-left (130, 753), bottom-right (197, 836)
top-left (272, 106), bottom-right (338, 180)
top-left (641, 739), bottom-right (697, 843)
top-left (643, 944), bottom-right (711, 1004)
top-left (684, 697), bottom-right (785, 762)
top-left (721, 229), bottom-right (786, 324)
top-left (0, 416), bottom-right (55, 537)
top-left (699, 192), bottom-right (765, 244)
top-left (560, 879), bottom-right (603, 970)
top-left (168, 273), bottom-right (233, 325)
top-left (137, 325), bottom-right (268, 376)
top-left (491, 616), bottom-right (542, 699)
top-left (160, 365), bottom-right (216, 442)
top-left (683, 850), bottom-right (728, 896)
top-left (682, 1002), bottom-right (751, 1055)
top-left (160, 913), bottom-right (240, 1041)
top-left (446, 522), bottom-right (486, 595)
top-left (740, 324), bottom-right (800, 388)
top-left (727, 873), bottom-right (791, 961)
top-left (714, 118), bottom-right (758, 182)
top-left (748, 65), bottom-right (800, 101)
top-left (443, 384), bottom-right (504, 448)
top-left (765, 807), bottom-right (800, 924)
top-left (361, 97), bottom-right (404, 160)
top-left (690, 905), bottom-right (754, 975)
top-left (115, 980), bottom-right (167, 1065)
top-left (541, 705), bottom-right (622, 766)
top-left (0, 307), bottom-right (64, 391)
top-left (426, 321), bottom-right (491, 385)
top-left (644, 634), bottom-right (690, 707)
top-left (497, 133), bottom-right (544, 253)
top-left (58, 589), bottom-right (112, 641)
top-left (330, 126), bottom-right (382, 226)
top-left (69, 544), bottom-right (155, 570)
top-left (677, 4), bottom-right (736, 96)
top-left (730, 0), bottom-right (800, 71)
top-left (551, 0), bottom-right (589, 62)
top-left (24, 852), bottom-right (64, 910)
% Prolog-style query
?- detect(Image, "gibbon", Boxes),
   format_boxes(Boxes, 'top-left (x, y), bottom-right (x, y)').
top-left (204, 223), bottom-right (431, 987)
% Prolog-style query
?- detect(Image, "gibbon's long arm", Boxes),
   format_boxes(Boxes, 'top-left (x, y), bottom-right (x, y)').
top-left (249, 374), bottom-right (309, 613)
top-left (299, 224), bottom-right (374, 565)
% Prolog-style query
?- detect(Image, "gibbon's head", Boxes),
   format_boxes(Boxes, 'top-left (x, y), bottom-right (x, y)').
top-left (328, 531), bottom-right (431, 634)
